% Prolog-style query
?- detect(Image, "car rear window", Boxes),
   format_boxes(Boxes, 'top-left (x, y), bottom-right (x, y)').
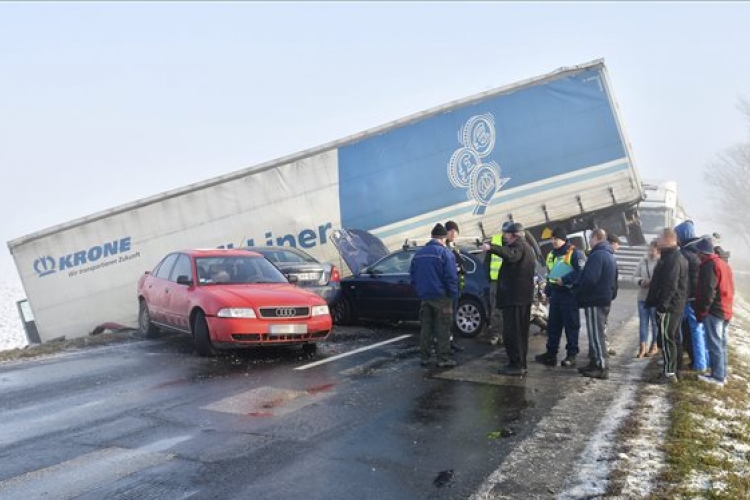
top-left (257, 249), bottom-right (317, 264)
top-left (195, 256), bottom-right (288, 285)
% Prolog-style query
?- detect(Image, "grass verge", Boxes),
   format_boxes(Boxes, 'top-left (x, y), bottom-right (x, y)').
top-left (651, 311), bottom-right (750, 499)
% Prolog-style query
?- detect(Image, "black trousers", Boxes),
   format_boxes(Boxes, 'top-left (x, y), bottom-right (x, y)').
top-left (501, 305), bottom-right (532, 368)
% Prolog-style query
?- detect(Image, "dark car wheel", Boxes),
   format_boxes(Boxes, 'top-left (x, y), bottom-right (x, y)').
top-left (332, 297), bottom-right (357, 326)
top-left (302, 343), bottom-right (318, 355)
top-left (455, 297), bottom-right (485, 338)
top-left (193, 310), bottom-right (217, 357)
top-left (138, 300), bottom-right (159, 338)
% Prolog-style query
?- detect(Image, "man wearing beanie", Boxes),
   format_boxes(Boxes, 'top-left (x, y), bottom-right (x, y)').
top-left (695, 236), bottom-right (735, 388)
top-left (535, 226), bottom-right (585, 368)
top-left (410, 223), bottom-right (460, 368)
top-left (445, 220), bottom-right (466, 352)
top-left (482, 222), bottom-right (536, 376)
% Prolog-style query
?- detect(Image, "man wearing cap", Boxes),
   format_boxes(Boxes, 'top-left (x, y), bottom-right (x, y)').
top-left (694, 236), bottom-right (735, 388)
top-left (573, 229), bottom-right (617, 380)
top-left (410, 223), bottom-right (460, 368)
top-left (482, 222), bottom-right (536, 376)
top-left (535, 227), bottom-right (585, 368)
top-left (445, 220), bottom-right (466, 352)
top-left (645, 228), bottom-right (689, 384)
top-left (480, 221), bottom-right (513, 346)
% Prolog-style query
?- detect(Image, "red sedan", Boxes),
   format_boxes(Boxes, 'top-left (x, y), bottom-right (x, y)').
top-left (137, 249), bottom-right (332, 356)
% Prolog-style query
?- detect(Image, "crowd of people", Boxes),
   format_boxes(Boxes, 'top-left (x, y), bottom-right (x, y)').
top-left (409, 219), bottom-right (735, 388)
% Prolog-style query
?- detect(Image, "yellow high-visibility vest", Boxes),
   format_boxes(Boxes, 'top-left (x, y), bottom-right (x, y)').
top-left (546, 245), bottom-right (575, 281)
top-left (489, 234), bottom-right (503, 281)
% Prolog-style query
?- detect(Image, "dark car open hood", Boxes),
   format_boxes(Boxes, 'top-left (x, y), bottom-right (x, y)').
top-left (330, 228), bottom-right (390, 276)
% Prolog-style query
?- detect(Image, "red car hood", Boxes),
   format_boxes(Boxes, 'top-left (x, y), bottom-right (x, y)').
top-left (202, 283), bottom-right (325, 308)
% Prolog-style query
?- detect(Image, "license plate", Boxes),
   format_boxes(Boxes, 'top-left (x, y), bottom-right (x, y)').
top-left (295, 273), bottom-right (320, 281)
top-left (269, 324), bottom-right (308, 335)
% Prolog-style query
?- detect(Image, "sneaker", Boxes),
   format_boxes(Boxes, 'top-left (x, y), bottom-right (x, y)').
top-left (581, 368), bottom-right (609, 380)
top-left (437, 359), bottom-right (458, 368)
top-left (607, 347), bottom-right (617, 356)
top-left (650, 373), bottom-right (678, 385)
top-left (698, 374), bottom-right (725, 388)
top-left (560, 355), bottom-right (577, 368)
top-left (498, 365), bottom-right (526, 377)
top-left (534, 352), bottom-right (557, 366)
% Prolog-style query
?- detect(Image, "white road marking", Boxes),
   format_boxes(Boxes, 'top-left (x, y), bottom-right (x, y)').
top-left (294, 334), bottom-right (413, 371)
top-left (0, 447), bottom-right (173, 500)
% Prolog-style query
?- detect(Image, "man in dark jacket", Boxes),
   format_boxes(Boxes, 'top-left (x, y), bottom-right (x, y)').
top-left (694, 237), bottom-right (735, 387)
top-left (645, 228), bottom-right (689, 384)
top-left (574, 229), bottom-right (617, 380)
top-left (445, 220), bottom-right (466, 352)
top-left (482, 222), bottom-right (536, 376)
top-left (674, 220), bottom-right (708, 371)
top-left (535, 227), bottom-right (585, 368)
top-left (410, 223), bottom-right (459, 368)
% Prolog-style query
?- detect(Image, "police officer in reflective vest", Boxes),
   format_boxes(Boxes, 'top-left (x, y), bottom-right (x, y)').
top-left (535, 227), bottom-right (585, 368)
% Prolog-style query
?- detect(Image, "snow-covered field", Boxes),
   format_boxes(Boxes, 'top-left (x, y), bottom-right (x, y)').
top-left (0, 269), bottom-right (28, 351)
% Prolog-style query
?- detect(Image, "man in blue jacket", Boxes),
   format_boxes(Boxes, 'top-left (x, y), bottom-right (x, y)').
top-left (410, 223), bottom-right (459, 368)
top-left (674, 220), bottom-right (708, 372)
top-left (574, 229), bottom-right (617, 380)
top-left (535, 227), bottom-right (585, 368)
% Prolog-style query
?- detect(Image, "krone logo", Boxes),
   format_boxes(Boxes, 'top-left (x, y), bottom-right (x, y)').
top-left (33, 256), bottom-right (57, 277)
top-left (447, 113), bottom-right (510, 215)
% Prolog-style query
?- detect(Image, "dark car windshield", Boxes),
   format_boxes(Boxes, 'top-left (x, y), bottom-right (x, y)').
top-left (195, 256), bottom-right (288, 285)
top-left (253, 248), bottom-right (317, 264)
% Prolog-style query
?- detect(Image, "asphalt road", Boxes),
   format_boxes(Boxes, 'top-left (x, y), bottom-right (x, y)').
top-left (0, 290), bottom-right (640, 500)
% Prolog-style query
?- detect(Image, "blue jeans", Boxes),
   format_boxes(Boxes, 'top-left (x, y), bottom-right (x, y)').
top-left (683, 303), bottom-right (708, 371)
top-left (703, 315), bottom-right (729, 382)
top-left (637, 300), bottom-right (657, 345)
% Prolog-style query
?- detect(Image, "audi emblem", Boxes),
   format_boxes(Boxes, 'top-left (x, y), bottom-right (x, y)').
top-left (276, 307), bottom-right (297, 317)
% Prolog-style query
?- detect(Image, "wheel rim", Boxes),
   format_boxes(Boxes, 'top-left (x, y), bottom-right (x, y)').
top-left (456, 302), bottom-right (482, 334)
top-left (333, 300), bottom-right (348, 323)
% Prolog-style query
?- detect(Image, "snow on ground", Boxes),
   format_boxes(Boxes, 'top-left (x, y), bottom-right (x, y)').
top-left (556, 354), bottom-right (653, 500)
top-left (606, 385), bottom-right (670, 500)
top-left (0, 269), bottom-right (27, 351)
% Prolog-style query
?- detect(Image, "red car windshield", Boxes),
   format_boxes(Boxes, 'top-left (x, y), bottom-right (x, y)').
top-left (195, 256), bottom-right (288, 285)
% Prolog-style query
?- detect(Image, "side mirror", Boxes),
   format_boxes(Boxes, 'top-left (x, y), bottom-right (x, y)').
top-left (287, 275), bottom-right (299, 284)
top-left (176, 275), bottom-right (193, 286)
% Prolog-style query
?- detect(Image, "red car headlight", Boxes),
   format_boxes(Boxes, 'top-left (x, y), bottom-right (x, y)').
top-left (217, 308), bottom-right (257, 319)
top-left (311, 305), bottom-right (330, 317)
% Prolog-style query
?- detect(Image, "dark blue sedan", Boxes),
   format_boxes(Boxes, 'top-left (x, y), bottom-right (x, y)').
top-left (330, 229), bottom-right (491, 337)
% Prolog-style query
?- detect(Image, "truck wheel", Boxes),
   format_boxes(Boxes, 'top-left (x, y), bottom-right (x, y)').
top-left (332, 297), bottom-right (357, 326)
top-left (455, 297), bottom-right (485, 338)
top-left (138, 300), bottom-right (159, 338)
top-left (193, 311), bottom-right (217, 357)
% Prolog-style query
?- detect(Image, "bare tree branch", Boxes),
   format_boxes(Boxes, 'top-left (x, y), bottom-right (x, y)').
top-left (705, 109), bottom-right (750, 249)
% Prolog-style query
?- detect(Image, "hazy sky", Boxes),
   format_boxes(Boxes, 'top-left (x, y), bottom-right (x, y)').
top-left (2, 2), bottom-right (749, 276)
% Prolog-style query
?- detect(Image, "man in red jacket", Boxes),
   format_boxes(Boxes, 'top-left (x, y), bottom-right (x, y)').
top-left (694, 236), bottom-right (735, 387)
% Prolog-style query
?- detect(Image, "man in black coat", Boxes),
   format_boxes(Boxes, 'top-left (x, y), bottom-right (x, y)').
top-left (482, 222), bottom-right (537, 376)
top-left (646, 228), bottom-right (689, 384)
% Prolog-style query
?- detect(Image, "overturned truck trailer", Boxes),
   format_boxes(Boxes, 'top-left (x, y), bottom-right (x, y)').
top-left (8, 59), bottom-right (643, 342)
